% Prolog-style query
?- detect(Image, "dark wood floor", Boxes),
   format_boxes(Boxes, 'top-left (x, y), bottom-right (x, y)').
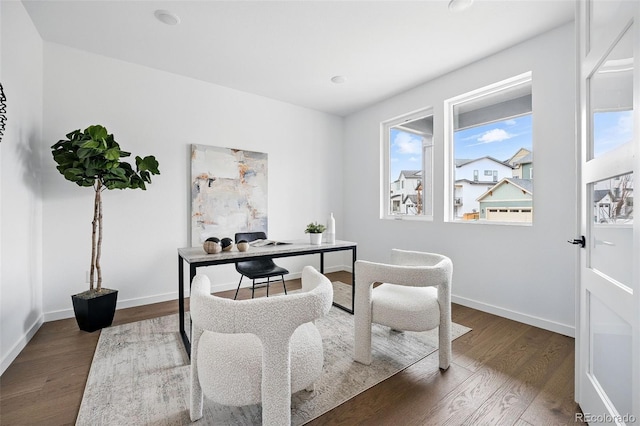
top-left (0, 271), bottom-right (584, 425)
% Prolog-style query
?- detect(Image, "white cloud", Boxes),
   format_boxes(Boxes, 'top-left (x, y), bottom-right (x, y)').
top-left (393, 132), bottom-right (421, 154)
top-left (478, 128), bottom-right (514, 143)
top-left (408, 156), bottom-right (420, 162)
top-left (617, 112), bottom-right (633, 135)
top-left (504, 119), bottom-right (517, 126)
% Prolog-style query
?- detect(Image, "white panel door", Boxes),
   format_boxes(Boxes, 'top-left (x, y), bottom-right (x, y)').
top-left (576, 1), bottom-right (639, 424)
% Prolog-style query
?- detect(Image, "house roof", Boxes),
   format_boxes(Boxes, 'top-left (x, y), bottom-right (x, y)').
top-left (506, 147), bottom-right (532, 165)
top-left (476, 177), bottom-right (533, 201)
top-left (403, 194), bottom-right (419, 204)
top-left (507, 178), bottom-right (533, 193)
top-left (513, 152), bottom-right (533, 165)
top-left (455, 156), bottom-right (513, 168)
top-left (398, 170), bottom-right (422, 180)
top-left (455, 179), bottom-right (496, 186)
top-left (594, 189), bottom-right (611, 203)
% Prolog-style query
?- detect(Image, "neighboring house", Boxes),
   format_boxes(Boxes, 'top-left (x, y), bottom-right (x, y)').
top-left (593, 184), bottom-right (634, 223)
top-left (593, 189), bottom-right (614, 223)
top-left (512, 152), bottom-right (533, 179)
top-left (477, 178), bottom-right (533, 222)
top-left (403, 193), bottom-right (424, 214)
top-left (390, 170), bottom-right (422, 214)
top-left (506, 147), bottom-right (532, 167)
top-left (454, 157), bottom-right (514, 219)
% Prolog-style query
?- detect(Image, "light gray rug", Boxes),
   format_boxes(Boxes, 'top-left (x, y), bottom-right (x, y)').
top-left (77, 286), bottom-right (470, 425)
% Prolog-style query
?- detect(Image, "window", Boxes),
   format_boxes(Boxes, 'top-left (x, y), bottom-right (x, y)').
top-left (382, 108), bottom-right (433, 219)
top-left (445, 72), bottom-right (533, 224)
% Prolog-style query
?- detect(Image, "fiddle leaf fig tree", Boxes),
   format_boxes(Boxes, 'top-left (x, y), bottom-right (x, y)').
top-left (51, 125), bottom-right (160, 293)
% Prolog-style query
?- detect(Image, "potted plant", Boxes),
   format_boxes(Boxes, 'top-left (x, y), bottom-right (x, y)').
top-left (305, 222), bottom-right (326, 245)
top-left (51, 124), bottom-right (160, 332)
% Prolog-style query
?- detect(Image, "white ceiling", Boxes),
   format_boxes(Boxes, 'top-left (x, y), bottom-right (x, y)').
top-left (22, 0), bottom-right (575, 116)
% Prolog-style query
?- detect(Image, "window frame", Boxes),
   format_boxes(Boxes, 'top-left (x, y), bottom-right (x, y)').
top-left (443, 71), bottom-right (533, 225)
top-left (381, 107), bottom-right (434, 221)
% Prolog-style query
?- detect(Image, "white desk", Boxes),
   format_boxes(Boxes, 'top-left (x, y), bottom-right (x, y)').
top-left (177, 240), bottom-right (357, 357)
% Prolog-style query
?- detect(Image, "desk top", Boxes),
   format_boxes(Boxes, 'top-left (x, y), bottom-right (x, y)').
top-left (178, 239), bottom-right (357, 264)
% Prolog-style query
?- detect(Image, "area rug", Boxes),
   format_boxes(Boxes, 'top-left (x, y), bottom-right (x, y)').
top-left (77, 285), bottom-right (470, 425)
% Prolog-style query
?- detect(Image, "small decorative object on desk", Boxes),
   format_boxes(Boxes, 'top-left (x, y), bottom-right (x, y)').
top-left (221, 237), bottom-right (234, 251)
top-left (305, 222), bottom-right (326, 245)
top-left (237, 240), bottom-right (249, 252)
top-left (203, 237), bottom-right (222, 254)
top-left (326, 212), bottom-right (336, 244)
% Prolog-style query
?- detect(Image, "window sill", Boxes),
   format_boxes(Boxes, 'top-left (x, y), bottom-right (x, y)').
top-left (382, 214), bottom-right (434, 222)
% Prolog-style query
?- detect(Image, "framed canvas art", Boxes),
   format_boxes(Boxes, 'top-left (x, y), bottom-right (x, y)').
top-left (191, 144), bottom-right (268, 246)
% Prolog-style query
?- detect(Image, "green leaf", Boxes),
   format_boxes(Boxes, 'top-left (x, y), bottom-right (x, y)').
top-left (86, 125), bottom-right (108, 141)
top-left (77, 147), bottom-right (100, 159)
top-left (140, 170), bottom-right (151, 183)
top-left (136, 156), bottom-right (160, 174)
top-left (130, 175), bottom-right (147, 190)
top-left (63, 168), bottom-right (83, 181)
top-left (65, 129), bottom-right (82, 140)
top-left (80, 140), bottom-right (101, 149)
top-left (109, 167), bottom-right (128, 180)
top-left (104, 148), bottom-right (121, 161)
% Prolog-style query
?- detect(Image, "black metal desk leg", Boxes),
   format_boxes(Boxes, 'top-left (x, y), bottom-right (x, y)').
top-left (320, 252), bottom-right (325, 273)
top-left (351, 246), bottom-right (356, 313)
top-left (178, 255), bottom-right (190, 357)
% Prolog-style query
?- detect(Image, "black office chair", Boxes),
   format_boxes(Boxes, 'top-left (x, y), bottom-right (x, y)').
top-left (234, 232), bottom-right (289, 299)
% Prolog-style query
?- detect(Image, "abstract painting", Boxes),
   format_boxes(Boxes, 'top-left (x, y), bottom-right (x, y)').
top-left (191, 144), bottom-right (268, 246)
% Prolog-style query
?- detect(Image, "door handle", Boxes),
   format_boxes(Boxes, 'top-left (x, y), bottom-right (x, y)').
top-left (568, 235), bottom-right (585, 248)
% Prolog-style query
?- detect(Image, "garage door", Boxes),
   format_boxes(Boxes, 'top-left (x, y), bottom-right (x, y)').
top-left (486, 207), bottom-right (532, 222)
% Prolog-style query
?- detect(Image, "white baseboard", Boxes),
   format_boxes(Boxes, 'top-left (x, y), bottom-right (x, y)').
top-left (43, 291), bottom-right (181, 322)
top-left (452, 295), bottom-right (575, 337)
top-left (43, 265), bottom-right (352, 322)
top-left (1, 315), bottom-right (44, 375)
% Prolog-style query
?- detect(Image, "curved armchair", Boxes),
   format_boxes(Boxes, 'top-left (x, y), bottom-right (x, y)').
top-left (189, 266), bottom-right (333, 425)
top-left (234, 231), bottom-right (289, 299)
top-left (354, 249), bottom-right (452, 370)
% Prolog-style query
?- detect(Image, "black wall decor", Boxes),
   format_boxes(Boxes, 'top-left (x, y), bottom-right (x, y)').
top-left (0, 83), bottom-right (6, 143)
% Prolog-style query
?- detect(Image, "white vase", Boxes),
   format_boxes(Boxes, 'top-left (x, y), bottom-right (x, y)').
top-left (326, 212), bottom-right (335, 244)
top-left (309, 232), bottom-right (323, 245)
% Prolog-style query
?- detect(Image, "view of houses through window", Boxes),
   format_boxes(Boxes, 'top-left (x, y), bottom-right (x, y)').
top-left (385, 109), bottom-right (433, 218)
top-left (452, 115), bottom-right (533, 223)
top-left (449, 74), bottom-right (534, 223)
top-left (593, 173), bottom-right (634, 224)
top-left (383, 73), bottom-right (634, 226)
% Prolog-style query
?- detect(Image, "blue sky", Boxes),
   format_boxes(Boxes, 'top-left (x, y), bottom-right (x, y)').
top-left (389, 128), bottom-right (424, 181)
top-left (389, 110), bottom-right (633, 182)
top-left (389, 114), bottom-right (533, 181)
top-left (454, 114), bottom-right (532, 161)
top-left (593, 110), bottom-right (633, 157)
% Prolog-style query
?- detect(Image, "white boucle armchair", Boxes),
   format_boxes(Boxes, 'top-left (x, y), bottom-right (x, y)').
top-left (189, 265), bottom-right (333, 425)
top-left (354, 249), bottom-right (452, 370)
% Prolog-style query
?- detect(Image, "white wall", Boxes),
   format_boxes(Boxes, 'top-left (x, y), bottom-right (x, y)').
top-left (0, 1), bottom-right (44, 373)
top-left (41, 43), bottom-right (344, 320)
top-left (343, 23), bottom-right (577, 336)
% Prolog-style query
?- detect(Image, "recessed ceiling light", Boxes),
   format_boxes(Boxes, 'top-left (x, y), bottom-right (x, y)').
top-left (448, 0), bottom-right (474, 12)
top-left (154, 10), bottom-right (181, 26)
top-left (331, 75), bottom-right (347, 84)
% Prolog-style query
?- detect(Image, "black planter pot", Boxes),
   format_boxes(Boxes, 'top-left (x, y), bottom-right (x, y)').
top-left (72, 289), bottom-right (118, 332)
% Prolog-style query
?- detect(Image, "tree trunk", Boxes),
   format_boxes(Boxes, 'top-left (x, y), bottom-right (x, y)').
top-left (90, 183), bottom-right (100, 291)
top-left (96, 183), bottom-right (103, 292)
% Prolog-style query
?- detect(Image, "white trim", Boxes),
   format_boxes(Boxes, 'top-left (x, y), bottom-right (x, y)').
top-left (381, 107), bottom-right (434, 221)
top-left (42, 264), bottom-right (354, 322)
top-left (452, 294), bottom-right (575, 337)
top-left (1, 315), bottom-right (44, 375)
top-left (444, 72), bottom-right (533, 223)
